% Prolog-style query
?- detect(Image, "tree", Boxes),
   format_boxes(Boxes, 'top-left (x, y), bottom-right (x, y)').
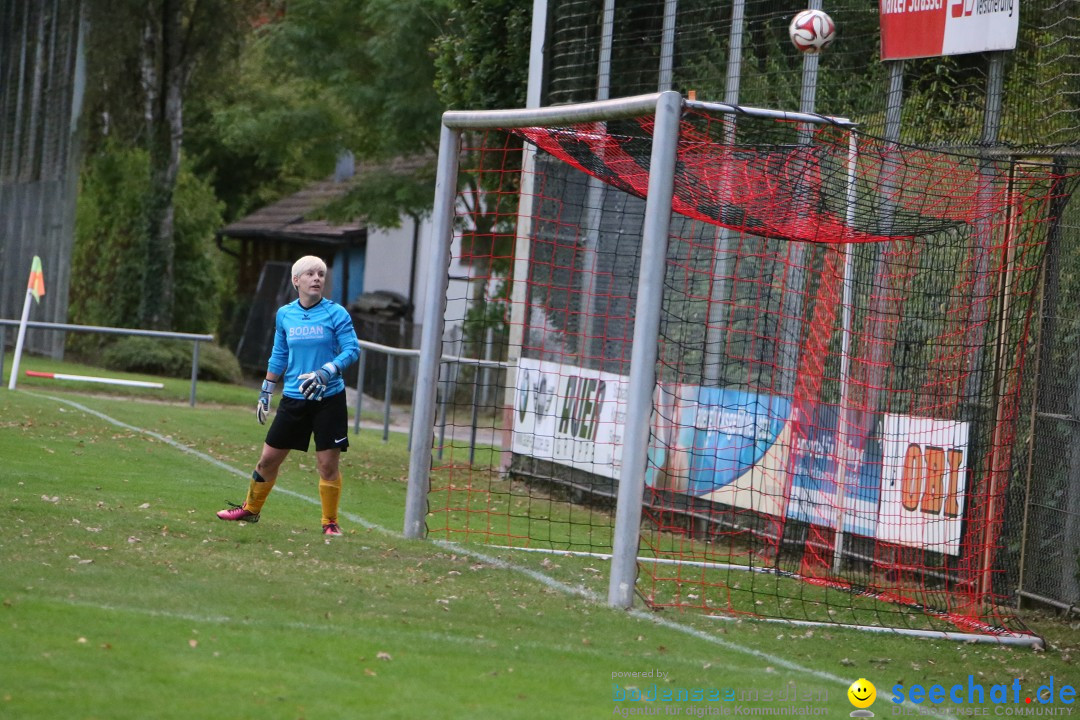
top-left (432, 0), bottom-right (532, 352)
top-left (195, 0), bottom-right (453, 231)
top-left (82, 0), bottom-right (259, 329)
top-left (70, 144), bottom-right (224, 349)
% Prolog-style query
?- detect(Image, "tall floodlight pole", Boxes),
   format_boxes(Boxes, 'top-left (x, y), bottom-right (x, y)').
top-left (608, 90), bottom-right (682, 608)
top-left (658, 0), bottom-right (678, 91)
top-left (776, 0), bottom-right (824, 398)
top-left (502, 0), bottom-right (549, 459)
top-left (830, 129), bottom-right (859, 574)
top-left (975, 52), bottom-right (1006, 602)
top-left (701, 0), bottom-right (746, 387)
top-left (575, 0), bottom-right (615, 366)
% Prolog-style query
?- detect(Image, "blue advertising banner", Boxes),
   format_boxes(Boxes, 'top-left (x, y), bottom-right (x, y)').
top-left (648, 386), bottom-right (793, 517)
top-left (786, 403), bottom-right (883, 537)
top-left (648, 386), bottom-right (883, 536)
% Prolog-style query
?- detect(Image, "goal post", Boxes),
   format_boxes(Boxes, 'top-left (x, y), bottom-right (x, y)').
top-left (405, 90), bottom-right (1075, 646)
top-left (404, 92), bottom-right (670, 541)
top-left (608, 90), bottom-right (682, 608)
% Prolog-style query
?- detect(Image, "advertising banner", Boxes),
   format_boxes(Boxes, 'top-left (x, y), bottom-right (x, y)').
top-left (786, 403), bottom-right (883, 538)
top-left (880, 0), bottom-right (1019, 60)
top-left (647, 385), bottom-right (792, 517)
top-left (878, 414), bottom-right (969, 555)
top-left (512, 365), bottom-right (971, 554)
top-left (512, 357), bottom-right (629, 479)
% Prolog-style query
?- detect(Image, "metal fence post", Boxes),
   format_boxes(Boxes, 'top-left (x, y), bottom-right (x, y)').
top-left (189, 341), bottom-right (200, 407)
top-left (353, 350), bottom-right (366, 434)
top-left (383, 353), bottom-right (394, 443)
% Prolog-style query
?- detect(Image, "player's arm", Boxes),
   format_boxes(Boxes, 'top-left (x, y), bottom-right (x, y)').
top-left (299, 306), bottom-right (360, 400)
top-left (256, 372), bottom-right (281, 424)
top-left (330, 308), bottom-right (361, 372)
top-left (259, 308), bottom-right (290, 422)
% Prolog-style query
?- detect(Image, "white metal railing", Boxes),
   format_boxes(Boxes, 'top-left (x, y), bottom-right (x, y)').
top-left (0, 319), bottom-right (214, 406)
top-left (353, 339), bottom-right (509, 460)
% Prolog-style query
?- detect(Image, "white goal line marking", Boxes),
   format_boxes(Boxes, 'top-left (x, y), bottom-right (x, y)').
top-left (33, 391), bottom-right (951, 710)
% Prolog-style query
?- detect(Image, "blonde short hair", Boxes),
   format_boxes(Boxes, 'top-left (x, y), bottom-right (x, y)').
top-left (291, 255), bottom-right (327, 290)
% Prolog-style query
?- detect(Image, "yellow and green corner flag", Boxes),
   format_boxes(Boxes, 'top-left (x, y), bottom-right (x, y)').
top-left (27, 255), bottom-right (45, 303)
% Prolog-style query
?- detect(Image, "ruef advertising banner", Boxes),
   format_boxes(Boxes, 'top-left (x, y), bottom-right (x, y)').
top-left (512, 357), bottom-right (629, 479)
top-left (879, 0), bottom-right (1019, 60)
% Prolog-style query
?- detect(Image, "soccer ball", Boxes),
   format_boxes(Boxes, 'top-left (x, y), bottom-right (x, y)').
top-left (788, 9), bottom-right (836, 54)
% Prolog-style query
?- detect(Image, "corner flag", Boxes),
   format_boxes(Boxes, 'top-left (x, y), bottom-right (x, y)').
top-left (8, 256), bottom-right (46, 391)
top-left (28, 255), bottom-right (45, 303)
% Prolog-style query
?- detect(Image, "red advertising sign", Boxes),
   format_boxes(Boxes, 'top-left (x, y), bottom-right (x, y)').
top-left (880, 0), bottom-right (1019, 60)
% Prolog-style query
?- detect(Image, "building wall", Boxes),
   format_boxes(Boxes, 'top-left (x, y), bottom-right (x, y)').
top-left (364, 215), bottom-right (473, 348)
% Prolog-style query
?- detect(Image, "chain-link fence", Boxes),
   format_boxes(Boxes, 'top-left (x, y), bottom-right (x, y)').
top-left (539, 0), bottom-right (1080, 611)
top-left (0, 0), bottom-right (85, 359)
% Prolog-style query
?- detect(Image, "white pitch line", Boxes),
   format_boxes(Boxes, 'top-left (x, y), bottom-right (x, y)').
top-left (33, 391), bottom-right (950, 712)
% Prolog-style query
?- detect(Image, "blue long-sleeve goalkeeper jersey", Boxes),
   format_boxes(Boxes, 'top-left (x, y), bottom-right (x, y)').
top-left (267, 298), bottom-right (360, 400)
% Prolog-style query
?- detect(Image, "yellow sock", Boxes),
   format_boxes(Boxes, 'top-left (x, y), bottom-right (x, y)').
top-left (244, 471), bottom-right (276, 514)
top-left (319, 472), bottom-right (342, 527)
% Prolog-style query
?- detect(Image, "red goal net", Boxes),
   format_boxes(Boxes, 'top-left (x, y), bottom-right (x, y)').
top-left (422, 99), bottom-right (1077, 643)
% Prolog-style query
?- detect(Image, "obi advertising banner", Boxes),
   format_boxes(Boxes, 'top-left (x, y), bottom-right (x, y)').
top-left (512, 357), bottom-right (629, 480)
top-left (878, 414), bottom-right (970, 556)
top-left (880, 0), bottom-right (1019, 60)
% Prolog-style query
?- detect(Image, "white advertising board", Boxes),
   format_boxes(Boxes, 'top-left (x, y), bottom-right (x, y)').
top-left (878, 414), bottom-right (969, 555)
top-left (511, 358), bottom-right (629, 479)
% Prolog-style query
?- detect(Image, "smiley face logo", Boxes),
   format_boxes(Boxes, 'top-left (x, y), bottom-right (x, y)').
top-left (848, 678), bottom-right (877, 709)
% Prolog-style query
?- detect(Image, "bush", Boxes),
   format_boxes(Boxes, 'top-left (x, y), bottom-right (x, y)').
top-left (69, 143), bottom-right (226, 355)
top-left (101, 337), bottom-right (242, 384)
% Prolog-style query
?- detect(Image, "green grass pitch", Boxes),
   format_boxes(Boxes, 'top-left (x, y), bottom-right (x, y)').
top-left (1, 366), bottom-right (1077, 719)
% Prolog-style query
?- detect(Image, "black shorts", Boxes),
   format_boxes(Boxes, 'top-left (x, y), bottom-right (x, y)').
top-left (265, 390), bottom-right (349, 453)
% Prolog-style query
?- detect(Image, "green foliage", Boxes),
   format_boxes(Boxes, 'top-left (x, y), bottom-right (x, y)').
top-left (186, 35), bottom-right (347, 222)
top-left (194, 0), bottom-right (454, 230)
top-left (70, 145), bottom-right (226, 351)
top-left (321, 162), bottom-right (438, 229)
top-left (100, 337), bottom-right (242, 383)
top-left (433, 0), bottom-right (531, 111)
top-left (81, 0), bottom-right (263, 154)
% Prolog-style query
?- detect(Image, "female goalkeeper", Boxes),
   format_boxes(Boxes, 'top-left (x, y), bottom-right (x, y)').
top-left (217, 255), bottom-right (360, 536)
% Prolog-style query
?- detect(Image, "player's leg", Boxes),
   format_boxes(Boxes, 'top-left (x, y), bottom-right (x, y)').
top-left (219, 397), bottom-right (312, 523)
top-left (312, 391), bottom-right (349, 536)
top-left (246, 443), bottom-right (290, 512)
top-left (217, 444), bottom-right (290, 521)
top-left (316, 448), bottom-right (343, 535)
